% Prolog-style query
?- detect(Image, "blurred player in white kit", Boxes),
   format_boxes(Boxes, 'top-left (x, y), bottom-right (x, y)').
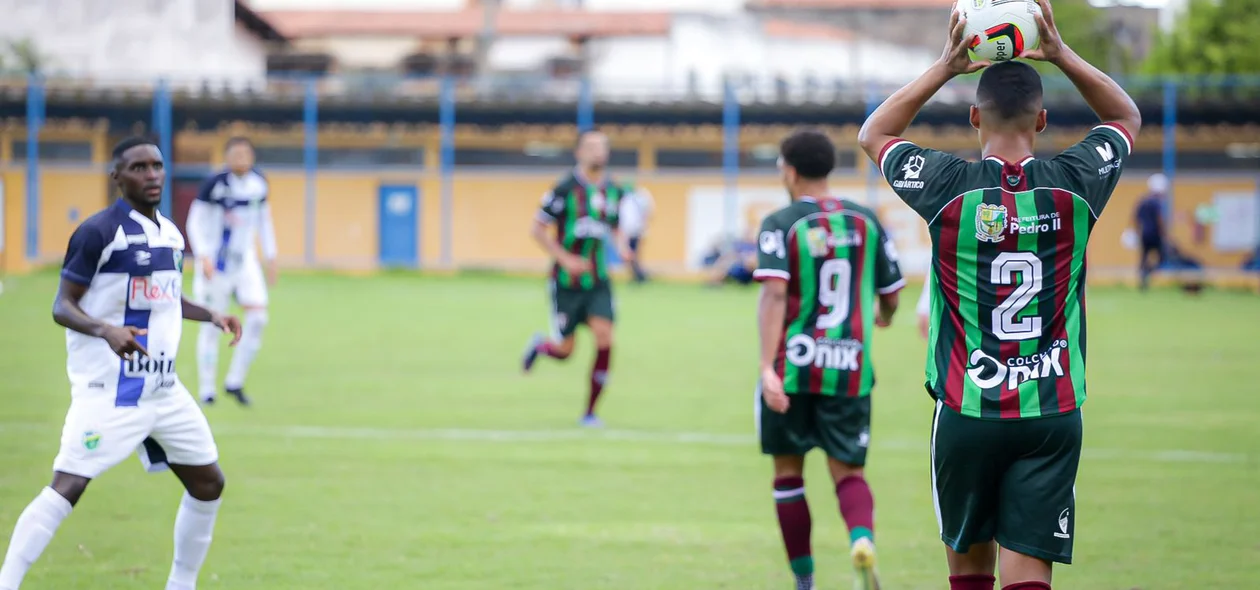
top-left (186, 137), bottom-right (277, 406)
top-left (0, 137), bottom-right (242, 590)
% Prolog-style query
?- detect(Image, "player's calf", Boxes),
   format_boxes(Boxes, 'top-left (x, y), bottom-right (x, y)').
top-left (521, 333), bottom-right (573, 373)
top-left (224, 308), bottom-right (267, 397)
top-left (166, 464), bottom-right (225, 590)
top-left (0, 483), bottom-right (78, 590)
top-left (829, 461), bottom-right (879, 590)
top-left (771, 457), bottom-right (813, 590)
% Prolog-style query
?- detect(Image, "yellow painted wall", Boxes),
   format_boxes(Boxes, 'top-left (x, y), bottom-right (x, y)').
top-left (38, 171), bottom-right (108, 260)
top-left (1, 169), bottom-right (28, 273)
top-left (312, 175), bottom-right (379, 265)
top-left (263, 172), bottom-right (309, 265)
top-left (5, 167), bottom-right (1257, 284)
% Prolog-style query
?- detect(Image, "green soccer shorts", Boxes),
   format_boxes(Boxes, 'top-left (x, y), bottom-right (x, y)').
top-left (549, 282), bottom-right (615, 339)
top-left (930, 400), bottom-right (1083, 564)
top-left (755, 384), bottom-right (872, 466)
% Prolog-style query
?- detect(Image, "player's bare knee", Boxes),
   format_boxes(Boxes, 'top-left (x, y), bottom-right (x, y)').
top-left (554, 338), bottom-right (576, 358)
top-left (49, 472), bottom-right (90, 507)
top-left (998, 547), bottom-right (1052, 585)
top-left (826, 458), bottom-right (864, 483)
top-left (947, 541), bottom-right (998, 576)
top-left (772, 455), bottom-right (806, 479)
top-left (178, 465), bottom-right (226, 501)
top-left (593, 327), bottom-right (614, 349)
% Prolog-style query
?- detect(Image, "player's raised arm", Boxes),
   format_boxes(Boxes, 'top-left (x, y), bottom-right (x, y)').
top-left (857, 8), bottom-right (988, 163)
top-left (1022, 0), bottom-right (1140, 139)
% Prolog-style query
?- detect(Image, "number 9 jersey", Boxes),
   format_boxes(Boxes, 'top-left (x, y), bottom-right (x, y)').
top-left (754, 197), bottom-right (906, 398)
top-left (876, 124), bottom-right (1133, 420)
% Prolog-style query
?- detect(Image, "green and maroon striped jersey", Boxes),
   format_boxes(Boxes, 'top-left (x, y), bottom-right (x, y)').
top-left (536, 170), bottom-right (627, 290)
top-left (754, 197), bottom-right (906, 397)
top-left (879, 123), bottom-right (1134, 419)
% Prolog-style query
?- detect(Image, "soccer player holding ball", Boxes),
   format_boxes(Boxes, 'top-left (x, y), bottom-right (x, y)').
top-left (858, 1), bottom-right (1140, 589)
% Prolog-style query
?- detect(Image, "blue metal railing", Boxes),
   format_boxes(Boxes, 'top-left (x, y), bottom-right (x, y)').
top-left (10, 73), bottom-right (1260, 264)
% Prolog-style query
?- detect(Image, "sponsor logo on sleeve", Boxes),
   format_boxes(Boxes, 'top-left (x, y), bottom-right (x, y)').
top-left (893, 155), bottom-right (926, 190)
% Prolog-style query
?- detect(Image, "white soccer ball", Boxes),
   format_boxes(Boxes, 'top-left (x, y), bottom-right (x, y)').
top-left (961, 0), bottom-right (1043, 62)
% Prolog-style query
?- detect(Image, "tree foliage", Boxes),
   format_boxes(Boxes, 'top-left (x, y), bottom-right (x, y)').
top-left (1143, 0), bottom-right (1260, 74)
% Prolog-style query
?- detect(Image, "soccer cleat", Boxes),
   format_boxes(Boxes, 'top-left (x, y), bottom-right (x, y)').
top-left (521, 333), bottom-right (544, 373)
top-left (200, 395), bottom-right (216, 406)
top-left (579, 414), bottom-right (604, 428)
top-left (225, 387), bottom-right (252, 407)
top-left (850, 537), bottom-right (881, 590)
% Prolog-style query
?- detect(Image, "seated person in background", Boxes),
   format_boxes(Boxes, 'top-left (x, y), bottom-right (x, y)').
top-left (702, 230), bottom-right (759, 286)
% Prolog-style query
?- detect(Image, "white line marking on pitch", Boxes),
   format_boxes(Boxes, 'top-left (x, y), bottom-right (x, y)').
top-left (0, 422), bottom-right (1247, 464)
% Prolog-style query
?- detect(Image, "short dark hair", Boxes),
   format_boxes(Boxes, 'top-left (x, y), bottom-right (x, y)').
top-left (575, 128), bottom-right (605, 149)
top-left (225, 136), bottom-right (254, 152)
top-left (780, 129), bottom-right (836, 180)
top-left (112, 136), bottom-right (158, 162)
top-left (976, 61), bottom-right (1043, 122)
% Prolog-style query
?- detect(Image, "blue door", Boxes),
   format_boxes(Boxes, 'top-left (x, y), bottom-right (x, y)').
top-left (378, 184), bottom-right (419, 268)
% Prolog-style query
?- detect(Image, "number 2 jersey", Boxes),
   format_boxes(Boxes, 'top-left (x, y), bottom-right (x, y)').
top-left (754, 197), bottom-right (906, 397)
top-left (878, 123), bottom-right (1134, 420)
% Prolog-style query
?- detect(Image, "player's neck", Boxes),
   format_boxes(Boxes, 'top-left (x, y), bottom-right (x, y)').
top-left (122, 196), bottom-right (159, 220)
top-left (980, 134), bottom-right (1036, 164)
top-left (792, 182), bottom-right (830, 201)
top-left (578, 165), bottom-right (606, 185)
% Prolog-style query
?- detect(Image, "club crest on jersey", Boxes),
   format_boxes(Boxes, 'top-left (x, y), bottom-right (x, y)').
top-left (805, 227), bottom-right (830, 258)
top-left (975, 203), bottom-right (1009, 243)
top-left (82, 431), bottom-right (101, 451)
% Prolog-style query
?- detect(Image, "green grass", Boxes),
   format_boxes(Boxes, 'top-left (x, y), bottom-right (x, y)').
top-left (0, 271), bottom-right (1257, 589)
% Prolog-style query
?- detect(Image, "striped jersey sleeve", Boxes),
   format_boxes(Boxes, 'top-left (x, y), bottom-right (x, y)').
top-left (1048, 123), bottom-right (1135, 218)
top-left (877, 139), bottom-right (970, 223)
top-left (537, 189), bottom-right (565, 223)
top-left (753, 213), bottom-right (790, 282)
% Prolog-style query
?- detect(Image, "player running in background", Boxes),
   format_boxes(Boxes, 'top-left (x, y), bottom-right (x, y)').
top-left (857, 2), bottom-right (1140, 589)
top-left (186, 137), bottom-right (277, 406)
top-left (521, 129), bottom-right (634, 427)
top-left (755, 129), bottom-right (905, 590)
top-left (0, 138), bottom-right (242, 590)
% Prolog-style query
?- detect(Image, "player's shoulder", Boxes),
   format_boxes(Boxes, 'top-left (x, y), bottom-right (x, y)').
top-left (68, 202), bottom-right (127, 247)
top-left (197, 171), bottom-right (231, 201)
top-left (552, 171), bottom-right (581, 192)
top-left (249, 166), bottom-right (267, 181)
top-left (202, 170), bottom-right (231, 186)
top-left (761, 200), bottom-right (813, 229)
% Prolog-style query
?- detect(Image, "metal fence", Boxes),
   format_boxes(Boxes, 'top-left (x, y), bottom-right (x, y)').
top-left (7, 73), bottom-right (1260, 276)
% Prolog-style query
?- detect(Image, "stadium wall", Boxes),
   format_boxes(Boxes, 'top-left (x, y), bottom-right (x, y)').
top-left (6, 168), bottom-right (1256, 285)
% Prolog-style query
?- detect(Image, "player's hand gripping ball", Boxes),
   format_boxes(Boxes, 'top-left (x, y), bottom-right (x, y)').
top-left (961, 0), bottom-right (1043, 62)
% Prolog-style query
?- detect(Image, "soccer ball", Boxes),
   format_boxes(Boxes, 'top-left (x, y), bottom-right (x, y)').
top-left (961, 0), bottom-right (1042, 62)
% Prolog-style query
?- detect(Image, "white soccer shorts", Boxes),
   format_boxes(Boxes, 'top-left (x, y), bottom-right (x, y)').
top-left (193, 252), bottom-right (268, 310)
top-left (52, 385), bottom-right (219, 479)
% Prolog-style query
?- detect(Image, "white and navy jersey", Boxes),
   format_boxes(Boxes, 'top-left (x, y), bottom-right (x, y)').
top-left (186, 168), bottom-right (277, 270)
top-left (60, 199), bottom-right (187, 407)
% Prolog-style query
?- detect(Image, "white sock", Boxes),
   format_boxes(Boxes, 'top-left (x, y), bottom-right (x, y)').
top-left (0, 487), bottom-right (73, 590)
top-left (165, 493), bottom-right (221, 590)
top-left (197, 322), bottom-right (221, 399)
top-left (224, 309), bottom-right (267, 391)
